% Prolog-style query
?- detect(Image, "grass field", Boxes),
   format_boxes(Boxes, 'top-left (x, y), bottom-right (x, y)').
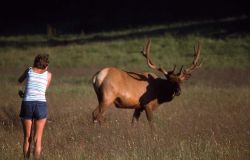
top-left (0, 18), bottom-right (250, 159)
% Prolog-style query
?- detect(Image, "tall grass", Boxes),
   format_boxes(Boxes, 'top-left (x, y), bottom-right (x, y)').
top-left (0, 20), bottom-right (250, 159)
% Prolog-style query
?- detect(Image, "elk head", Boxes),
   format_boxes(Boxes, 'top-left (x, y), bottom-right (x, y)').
top-left (141, 39), bottom-right (202, 96)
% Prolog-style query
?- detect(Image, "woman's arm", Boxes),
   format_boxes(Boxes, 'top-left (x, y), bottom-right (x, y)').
top-left (18, 68), bottom-right (29, 83)
top-left (47, 72), bottom-right (52, 89)
top-left (17, 68), bottom-right (28, 98)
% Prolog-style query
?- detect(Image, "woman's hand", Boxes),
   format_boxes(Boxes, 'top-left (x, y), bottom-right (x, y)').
top-left (18, 90), bottom-right (24, 98)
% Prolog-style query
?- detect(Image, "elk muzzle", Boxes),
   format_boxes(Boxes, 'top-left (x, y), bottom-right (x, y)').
top-left (175, 87), bottom-right (181, 96)
top-left (173, 84), bottom-right (181, 96)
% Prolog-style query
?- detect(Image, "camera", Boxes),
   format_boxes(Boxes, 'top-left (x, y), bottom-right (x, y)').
top-left (18, 90), bottom-right (24, 98)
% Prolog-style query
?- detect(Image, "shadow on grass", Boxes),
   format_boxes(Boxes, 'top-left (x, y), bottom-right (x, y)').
top-left (0, 16), bottom-right (249, 48)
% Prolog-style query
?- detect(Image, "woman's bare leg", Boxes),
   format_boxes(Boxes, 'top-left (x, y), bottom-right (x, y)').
top-left (21, 119), bottom-right (33, 159)
top-left (33, 119), bottom-right (47, 160)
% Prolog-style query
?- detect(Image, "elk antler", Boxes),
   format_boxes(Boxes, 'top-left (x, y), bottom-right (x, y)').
top-left (141, 39), bottom-right (201, 82)
top-left (178, 42), bottom-right (202, 81)
top-left (141, 39), bottom-right (176, 76)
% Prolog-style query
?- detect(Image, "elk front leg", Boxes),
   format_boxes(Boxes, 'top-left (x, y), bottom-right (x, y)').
top-left (131, 108), bottom-right (143, 125)
top-left (145, 106), bottom-right (154, 129)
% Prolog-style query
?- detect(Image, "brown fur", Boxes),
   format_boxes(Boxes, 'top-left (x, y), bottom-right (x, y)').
top-left (92, 40), bottom-right (201, 127)
top-left (92, 67), bottom-right (181, 126)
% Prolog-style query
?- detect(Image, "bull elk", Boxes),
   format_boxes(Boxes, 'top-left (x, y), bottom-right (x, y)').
top-left (92, 39), bottom-right (201, 126)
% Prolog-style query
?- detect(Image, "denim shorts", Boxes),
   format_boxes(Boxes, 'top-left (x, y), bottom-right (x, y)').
top-left (19, 101), bottom-right (48, 120)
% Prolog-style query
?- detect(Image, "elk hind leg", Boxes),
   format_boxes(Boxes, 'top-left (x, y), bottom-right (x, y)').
top-left (92, 84), bottom-right (108, 124)
top-left (92, 92), bottom-right (103, 123)
top-left (92, 102), bottom-right (111, 124)
top-left (92, 94), bottom-right (115, 124)
top-left (92, 107), bottom-right (100, 123)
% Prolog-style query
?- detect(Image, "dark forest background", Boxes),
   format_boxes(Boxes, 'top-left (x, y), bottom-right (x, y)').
top-left (0, 0), bottom-right (249, 35)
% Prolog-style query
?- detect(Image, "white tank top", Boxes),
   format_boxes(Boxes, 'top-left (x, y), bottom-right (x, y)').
top-left (24, 67), bottom-right (48, 102)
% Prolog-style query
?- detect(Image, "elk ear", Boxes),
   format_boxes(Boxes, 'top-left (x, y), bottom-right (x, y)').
top-left (167, 74), bottom-right (180, 83)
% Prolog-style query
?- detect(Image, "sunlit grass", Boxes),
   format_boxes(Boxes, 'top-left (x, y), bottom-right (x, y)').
top-left (0, 20), bottom-right (250, 159)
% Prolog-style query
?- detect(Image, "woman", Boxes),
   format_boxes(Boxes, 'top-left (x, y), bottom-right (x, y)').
top-left (18, 54), bottom-right (52, 159)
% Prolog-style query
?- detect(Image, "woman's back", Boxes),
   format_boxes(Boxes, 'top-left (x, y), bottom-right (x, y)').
top-left (24, 67), bottom-right (48, 102)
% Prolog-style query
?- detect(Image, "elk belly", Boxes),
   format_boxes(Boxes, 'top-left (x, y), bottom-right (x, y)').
top-left (114, 96), bottom-right (141, 109)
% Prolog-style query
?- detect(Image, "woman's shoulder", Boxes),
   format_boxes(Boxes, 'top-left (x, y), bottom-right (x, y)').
top-left (47, 70), bottom-right (52, 75)
top-left (47, 71), bottom-right (52, 78)
top-left (18, 67), bottom-right (31, 83)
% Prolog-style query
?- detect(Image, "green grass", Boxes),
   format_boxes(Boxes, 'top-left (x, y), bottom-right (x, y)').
top-left (0, 19), bottom-right (250, 159)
